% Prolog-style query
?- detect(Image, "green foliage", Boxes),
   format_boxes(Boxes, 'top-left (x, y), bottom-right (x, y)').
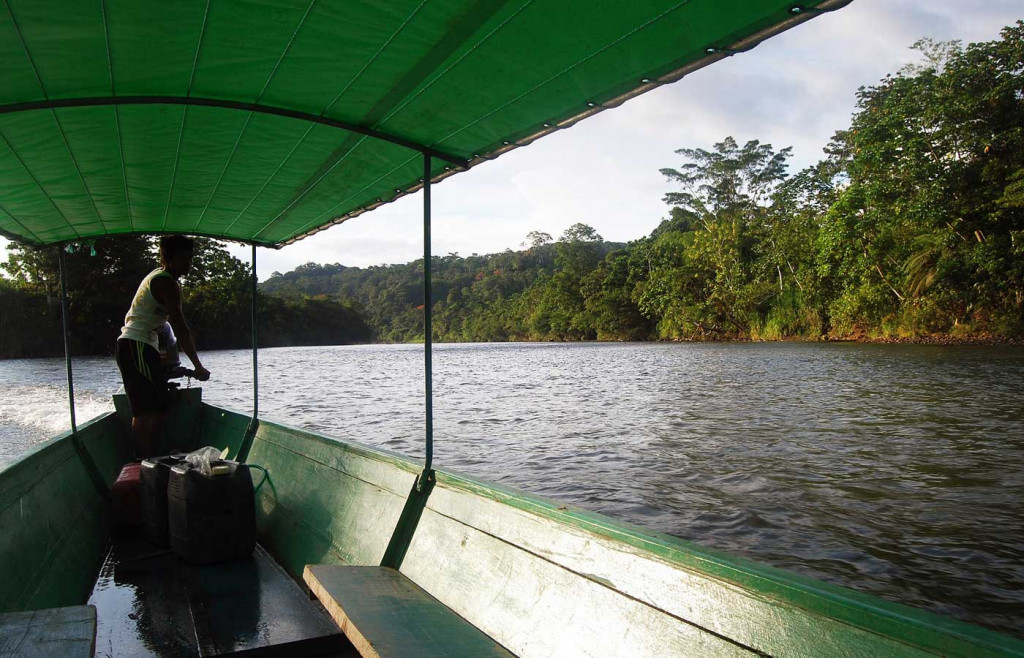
top-left (0, 238), bottom-right (372, 357)
top-left (583, 251), bottom-right (655, 341)
top-left (0, 277), bottom-right (60, 358)
top-left (660, 137), bottom-right (792, 215)
top-left (261, 232), bottom-right (625, 343)
top-left (2, 236), bottom-right (156, 356)
top-left (817, 23), bottom-right (1024, 335)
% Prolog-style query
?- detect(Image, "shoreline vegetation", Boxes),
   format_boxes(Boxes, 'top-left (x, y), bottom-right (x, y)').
top-left (2, 26), bottom-right (1022, 359)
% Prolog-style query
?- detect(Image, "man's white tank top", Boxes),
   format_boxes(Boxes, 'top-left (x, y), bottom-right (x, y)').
top-left (119, 268), bottom-right (173, 349)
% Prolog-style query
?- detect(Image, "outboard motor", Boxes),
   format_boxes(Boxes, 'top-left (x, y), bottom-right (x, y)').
top-left (157, 322), bottom-right (193, 384)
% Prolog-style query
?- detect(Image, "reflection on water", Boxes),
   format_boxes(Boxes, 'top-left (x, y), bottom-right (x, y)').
top-left (3, 342), bottom-right (1024, 636)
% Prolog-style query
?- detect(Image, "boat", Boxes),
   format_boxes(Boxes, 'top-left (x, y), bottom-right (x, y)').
top-left (1, 2), bottom-right (1022, 656)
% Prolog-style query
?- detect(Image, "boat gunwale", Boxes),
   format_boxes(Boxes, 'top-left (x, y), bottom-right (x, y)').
top-left (428, 469), bottom-right (1024, 656)
top-left (240, 407), bottom-right (425, 477)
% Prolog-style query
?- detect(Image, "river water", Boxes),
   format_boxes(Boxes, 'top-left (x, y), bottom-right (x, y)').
top-left (2, 342), bottom-right (1022, 637)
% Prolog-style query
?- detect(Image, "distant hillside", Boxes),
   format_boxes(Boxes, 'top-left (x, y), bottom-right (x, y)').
top-left (261, 232), bottom-right (628, 342)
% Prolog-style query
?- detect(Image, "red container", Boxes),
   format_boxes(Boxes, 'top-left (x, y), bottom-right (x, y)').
top-left (112, 462), bottom-right (142, 527)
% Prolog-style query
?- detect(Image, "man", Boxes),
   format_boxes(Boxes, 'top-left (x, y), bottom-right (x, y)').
top-left (116, 236), bottom-right (210, 458)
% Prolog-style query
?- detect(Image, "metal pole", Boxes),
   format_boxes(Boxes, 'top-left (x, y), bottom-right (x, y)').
top-left (422, 153), bottom-right (433, 483)
top-left (58, 247), bottom-right (77, 435)
top-left (251, 244), bottom-right (259, 420)
top-left (237, 244), bottom-right (260, 463)
top-left (57, 246), bottom-right (107, 497)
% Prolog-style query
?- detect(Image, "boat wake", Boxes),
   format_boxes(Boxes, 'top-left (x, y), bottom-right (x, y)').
top-left (0, 383), bottom-right (114, 467)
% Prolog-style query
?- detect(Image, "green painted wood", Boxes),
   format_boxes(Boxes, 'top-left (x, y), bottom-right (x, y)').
top-left (197, 401), bottom-right (250, 460)
top-left (304, 566), bottom-right (513, 658)
top-left (191, 546), bottom-right (345, 657)
top-left (402, 507), bottom-right (757, 657)
top-left (0, 414), bottom-right (115, 614)
top-left (112, 391), bottom-right (133, 435)
top-left (0, 412), bottom-right (116, 509)
top-left (380, 471), bottom-right (435, 570)
top-left (237, 417), bottom-right (418, 580)
top-left (112, 388), bottom-right (204, 457)
top-left (0, 605), bottom-right (96, 658)
top-left (249, 418), bottom-right (424, 482)
top-left (163, 387), bottom-right (204, 453)
top-left (236, 418), bottom-right (259, 464)
top-left (420, 473), bottom-right (1024, 657)
top-left (78, 412), bottom-right (132, 486)
top-left (19, 503), bottom-right (109, 614)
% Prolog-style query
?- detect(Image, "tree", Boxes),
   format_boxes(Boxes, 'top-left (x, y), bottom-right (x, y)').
top-left (582, 251), bottom-right (654, 340)
top-left (556, 223), bottom-right (604, 276)
top-left (0, 236), bottom-right (374, 356)
top-left (660, 137), bottom-right (792, 217)
top-left (2, 236), bottom-right (155, 355)
top-left (820, 24), bottom-right (1024, 335)
top-left (522, 231), bottom-right (553, 249)
top-left (649, 138), bottom-right (794, 337)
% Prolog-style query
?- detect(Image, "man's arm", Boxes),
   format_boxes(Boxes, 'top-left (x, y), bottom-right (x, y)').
top-left (152, 276), bottom-right (210, 381)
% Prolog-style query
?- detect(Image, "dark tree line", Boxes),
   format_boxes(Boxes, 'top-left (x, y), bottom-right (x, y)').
top-left (0, 238), bottom-right (371, 358)
top-left (260, 229), bottom-right (628, 343)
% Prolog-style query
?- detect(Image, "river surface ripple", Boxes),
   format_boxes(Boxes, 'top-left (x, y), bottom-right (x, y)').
top-left (2, 342), bottom-right (1022, 637)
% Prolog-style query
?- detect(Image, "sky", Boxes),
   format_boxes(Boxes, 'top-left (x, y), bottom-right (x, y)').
top-left (2, 1), bottom-right (1021, 281)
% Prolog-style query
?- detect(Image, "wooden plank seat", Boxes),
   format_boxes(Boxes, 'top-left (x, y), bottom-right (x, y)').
top-left (0, 605), bottom-right (96, 658)
top-left (304, 566), bottom-right (513, 658)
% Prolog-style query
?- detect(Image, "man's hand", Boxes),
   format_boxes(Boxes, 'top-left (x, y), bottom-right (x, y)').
top-left (194, 366), bottom-right (211, 382)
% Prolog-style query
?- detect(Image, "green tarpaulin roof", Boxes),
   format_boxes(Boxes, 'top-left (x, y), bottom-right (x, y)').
top-left (0, 0), bottom-right (846, 249)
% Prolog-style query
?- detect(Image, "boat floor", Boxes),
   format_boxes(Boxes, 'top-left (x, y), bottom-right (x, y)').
top-left (88, 535), bottom-right (354, 657)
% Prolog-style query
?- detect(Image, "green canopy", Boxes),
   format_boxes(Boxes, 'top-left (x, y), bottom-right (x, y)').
top-left (0, 0), bottom-right (846, 248)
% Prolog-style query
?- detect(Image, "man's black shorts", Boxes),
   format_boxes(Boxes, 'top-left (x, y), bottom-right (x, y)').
top-left (115, 338), bottom-right (168, 416)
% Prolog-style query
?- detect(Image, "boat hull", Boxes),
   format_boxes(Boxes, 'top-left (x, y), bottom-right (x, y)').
top-left (2, 392), bottom-right (1022, 656)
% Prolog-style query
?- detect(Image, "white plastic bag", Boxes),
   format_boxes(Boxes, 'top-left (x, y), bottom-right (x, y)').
top-left (185, 446), bottom-right (228, 476)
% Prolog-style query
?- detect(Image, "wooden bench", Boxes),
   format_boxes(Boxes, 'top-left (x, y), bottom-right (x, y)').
top-left (304, 565), bottom-right (513, 658)
top-left (0, 606), bottom-right (96, 658)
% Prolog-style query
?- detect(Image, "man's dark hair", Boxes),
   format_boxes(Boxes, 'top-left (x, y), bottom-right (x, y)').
top-left (159, 235), bottom-right (195, 265)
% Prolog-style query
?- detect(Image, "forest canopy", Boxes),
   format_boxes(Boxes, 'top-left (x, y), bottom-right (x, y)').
top-left (2, 24), bottom-right (1022, 357)
top-left (0, 238), bottom-right (371, 357)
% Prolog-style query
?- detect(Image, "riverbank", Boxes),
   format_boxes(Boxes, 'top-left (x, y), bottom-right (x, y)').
top-left (824, 330), bottom-right (1024, 347)
top-left (6, 332), bottom-right (1024, 360)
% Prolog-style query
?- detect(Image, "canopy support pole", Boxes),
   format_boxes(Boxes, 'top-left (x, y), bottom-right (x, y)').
top-left (239, 245), bottom-right (260, 462)
top-left (58, 248), bottom-right (77, 436)
top-left (381, 155), bottom-right (436, 562)
top-left (251, 244), bottom-right (259, 421)
top-left (58, 247), bottom-right (108, 497)
top-left (418, 153), bottom-right (435, 492)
